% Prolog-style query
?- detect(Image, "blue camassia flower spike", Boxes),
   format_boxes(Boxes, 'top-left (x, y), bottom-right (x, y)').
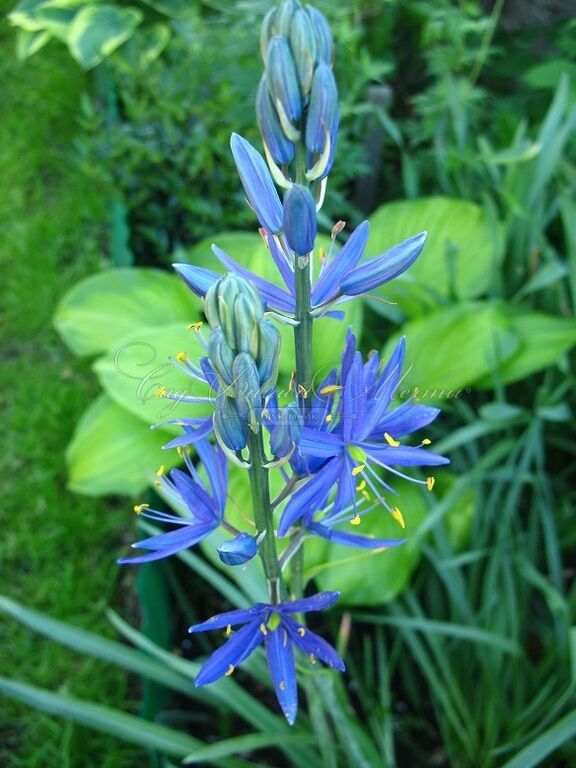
top-left (118, 439), bottom-right (227, 564)
top-left (174, 215), bottom-right (426, 318)
top-left (277, 329), bottom-right (449, 537)
top-left (189, 591), bottom-right (344, 724)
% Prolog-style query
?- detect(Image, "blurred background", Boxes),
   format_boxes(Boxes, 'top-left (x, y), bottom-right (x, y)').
top-left (1, 0), bottom-right (576, 766)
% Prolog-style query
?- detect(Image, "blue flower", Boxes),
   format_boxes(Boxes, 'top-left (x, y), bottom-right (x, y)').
top-left (230, 133), bottom-right (283, 234)
top-left (189, 591), bottom-right (344, 724)
top-left (277, 329), bottom-right (449, 537)
top-left (218, 533), bottom-right (258, 566)
top-left (173, 219), bottom-right (425, 319)
top-left (118, 440), bottom-right (227, 564)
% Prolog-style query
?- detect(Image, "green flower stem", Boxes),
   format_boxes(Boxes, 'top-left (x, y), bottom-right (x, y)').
top-left (248, 429), bottom-right (282, 604)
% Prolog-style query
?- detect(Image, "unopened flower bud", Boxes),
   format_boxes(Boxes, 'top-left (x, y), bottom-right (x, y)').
top-left (305, 62), bottom-right (338, 156)
top-left (205, 274), bottom-right (263, 343)
top-left (306, 5), bottom-right (333, 65)
top-left (260, 7), bottom-right (277, 61)
top-left (274, 0), bottom-right (297, 36)
top-left (266, 36), bottom-right (302, 130)
top-left (283, 184), bottom-right (317, 255)
top-left (270, 403), bottom-right (302, 457)
top-left (234, 294), bottom-right (261, 358)
top-left (289, 8), bottom-right (317, 97)
top-left (232, 353), bottom-right (263, 427)
top-left (214, 395), bottom-right (248, 451)
top-left (207, 327), bottom-right (236, 388)
top-left (256, 76), bottom-right (295, 165)
top-left (257, 318), bottom-right (281, 392)
top-left (218, 533), bottom-right (258, 566)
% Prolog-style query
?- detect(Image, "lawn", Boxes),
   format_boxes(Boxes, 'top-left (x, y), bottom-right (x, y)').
top-left (0, 8), bottom-right (139, 766)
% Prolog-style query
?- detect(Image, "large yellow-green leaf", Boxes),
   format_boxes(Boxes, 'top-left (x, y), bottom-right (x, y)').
top-left (54, 268), bottom-right (200, 357)
top-left (382, 302), bottom-right (518, 402)
top-left (367, 197), bottom-right (499, 317)
top-left (94, 322), bottom-right (213, 430)
top-left (476, 311), bottom-right (576, 387)
top-left (66, 5), bottom-right (142, 68)
top-left (66, 395), bottom-right (179, 496)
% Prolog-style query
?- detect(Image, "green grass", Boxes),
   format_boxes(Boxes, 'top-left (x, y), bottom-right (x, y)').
top-left (0, 10), bottom-right (139, 767)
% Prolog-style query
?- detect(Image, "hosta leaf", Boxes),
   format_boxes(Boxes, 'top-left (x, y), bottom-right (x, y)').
top-left (382, 302), bottom-right (518, 402)
top-left (66, 5), bottom-right (142, 68)
top-left (366, 197), bottom-right (499, 317)
top-left (54, 268), bottom-right (200, 357)
top-left (93, 322), bottom-right (213, 429)
top-left (66, 394), bottom-right (179, 496)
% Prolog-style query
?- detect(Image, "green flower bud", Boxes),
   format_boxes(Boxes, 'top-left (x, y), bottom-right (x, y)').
top-left (257, 318), bottom-right (281, 392)
top-left (274, 0), bottom-right (298, 36)
top-left (260, 7), bottom-right (277, 61)
top-left (232, 352), bottom-right (263, 430)
top-left (290, 8), bottom-right (316, 97)
top-left (234, 293), bottom-right (261, 359)
top-left (214, 395), bottom-right (248, 451)
top-left (207, 327), bottom-right (236, 389)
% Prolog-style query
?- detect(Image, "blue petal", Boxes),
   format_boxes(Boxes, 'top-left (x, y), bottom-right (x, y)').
top-left (362, 443), bottom-right (450, 467)
top-left (268, 236), bottom-right (296, 294)
top-left (279, 591), bottom-right (340, 615)
top-left (173, 263), bottom-right (220, 298)
top-left (218, 533), bottom-right (258, 566)
top-left (372, 402), bottom-right (441, 439)
top-left (266, 36), bottom-right (302, 123)
top-left (265, 626), bottom-right (298, 725)
top-left (312, 222), bottom-right (369, 307)
top-left (283, 616), bottom-right (345, 671)
top-left (298, 426), bottom-right (343, 457)
top-left (341, 351), bottom-right (367, 444)
top-left (118, 521), bottom-right (217, 564)
top-left (194, 439), bottom-right (228, 510)
top-left (230, 133), bottom-right (283, 234)
top-left (189, 605), bottom-right (267, 633)
top-left (278, 454), bottom-right (344, 537)
top-left (170, 468), bottom-right (219, 523)
top-left (162, 418), bottom-right (214, 450)
top-left (212, 244), bottom-right (295, 312)
top-left (256, 75), bottom-right (295, 165)
top-left (308, 522), bottom-right (406, 550)
top-left (333, 451), bottom-right (357, 513)
top-left (358, 337), bottom-right (406, 439)
top-left (340, 232), bottom-right (426, 296)
top-left (283, 184), bottom-right (317, 256)
top-left (194, 619), bottom-right (265, 686)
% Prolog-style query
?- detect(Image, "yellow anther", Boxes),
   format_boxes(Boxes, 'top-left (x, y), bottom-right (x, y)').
top-left (225, 625), bottom-right (232, 637)
top-left (154, 386), bottom-right (168, 398)
top-left (175, 352), bottom-right (187, 363)
top-left (153, 480), bottom-right (161, 488)
top-left (351, 464), bottom-right (365, 477)
top-left (297, 627), bottom-right (306, 637)
top-left (361, 490), bottom-right (370, 501)
top-left (260, 623), bottom-right (268, 636)
top-left (133, 503), bottom-right (149, 515)
top-left (426, 476), bottom-right (435, 491)
top-left (288, 370), bottom-right (296, 390)
top-left (279, 680), bottom-right (286, 691)
top-left (298, 384), bottom-right (309, 398)
top-left (391, 507), bottom-right (405, 529)
top-left (225, 664), bottom-right (235, 676)
top-left (350, 514), bottom-right (361, 526)
top-left (319, 248), bottom-right (327, 263)
top-left (384, 432), bottom-right (400, 447)
top-left (320, 384), bottom-right (342, 395)
top-left (155, 465), bottom-right (165, 477)
top-left (356, 479), bottom-right (367, 492)
top-left (186, 321), bottom-right (203, 332)
top-left (310, 654), bottom-right (317, 665)
top-left (421, 438), bottom-right (432, 446)
top-left (325, 414), bottom-right (333, 423)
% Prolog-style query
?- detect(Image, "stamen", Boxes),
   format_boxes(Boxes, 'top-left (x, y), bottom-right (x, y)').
top-left (421, 438), bottom-right (432, 446)
top-left (310, 654), bottom-right (316, 665)
top-left (351, 464), bottom-right (365, 477)
top-left (279, 680), bottom-right (286, 691)
top-left (320, 384), bottom-right (342, 395)
top-left (154, 386), bottom-right (169, 398)
top-left (391, 507), bottom-right (405, 528)
top-left (331, 220), bottom-right (346, 239)
top-left (155, 465), bottom-right (165, 477)
top-left (225, 625), bottom-right (232, 637)
top-left (356, 479), bottom-right (367, 492)
top-left (350, 514), bottom-right (361, 526)
top-left (175, 352), bottom-right (187, 363)
top-left (361, 490), bottom-right (370, 501)
top-left (225, 664), bottom-right (235, 676)
top-left (298, 384), bottom-right (308, 398)
top-left (384, 432), bottom-right (400, 447)
top-left (133, 503), bottom-right (149, 515)
top-left (260, 623), bottom-right (268, 636)
top-left (297, 627), bottom-right (306, 637)
top-left (325, 414), bottom-right (333, 423)
top-left (186, 322), bottom-right (203, 332)
top-left (426, 476), bottom-right (435, 491)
